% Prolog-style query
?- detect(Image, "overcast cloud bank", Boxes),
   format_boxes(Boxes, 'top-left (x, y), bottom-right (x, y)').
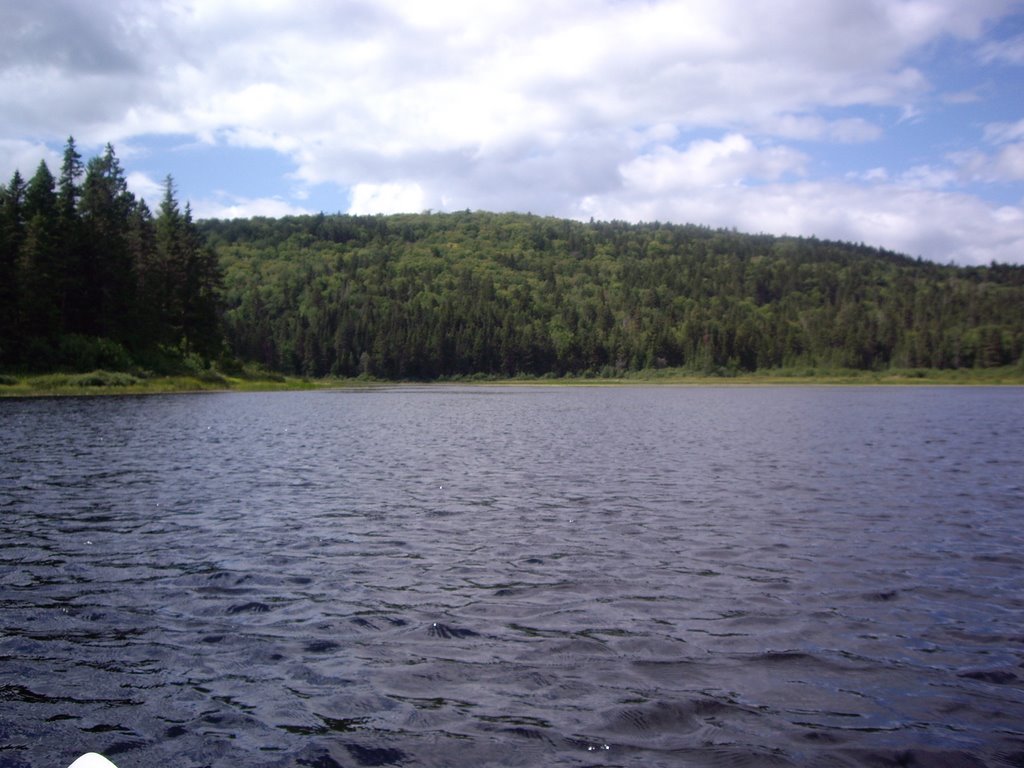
top-left (1, 0), bottom-right (1022, 264)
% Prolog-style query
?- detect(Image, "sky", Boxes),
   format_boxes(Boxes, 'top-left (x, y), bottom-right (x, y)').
top-left (2, 1), bottom-right (1023, 265)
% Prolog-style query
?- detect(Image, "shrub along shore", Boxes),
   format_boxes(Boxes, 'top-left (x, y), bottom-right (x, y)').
top-left (2, 365), bottom-right (1021, 397)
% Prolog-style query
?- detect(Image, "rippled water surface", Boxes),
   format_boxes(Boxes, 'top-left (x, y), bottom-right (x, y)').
top-left (2, 386), bottom-right (1023, 768)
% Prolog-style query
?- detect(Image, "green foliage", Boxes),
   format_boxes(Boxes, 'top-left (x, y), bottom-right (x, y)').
top-left (239, 361), bottom-right (286, 382)
top-left (1, 138), bottom-right (223, 373)
top-left (56, 334), bottom-right (133, 372)
top-left (7, 156), bottom-right (1023, 383)
top-left (70, 370), bottom-right (140, 387)
top-left (28, 370), bottom-right (139, 389)
top-left (202, 211), bottom-right (1024, 379)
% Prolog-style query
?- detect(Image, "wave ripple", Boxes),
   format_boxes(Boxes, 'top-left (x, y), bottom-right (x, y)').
top-left (2, 386), bottom-right (1023, 767)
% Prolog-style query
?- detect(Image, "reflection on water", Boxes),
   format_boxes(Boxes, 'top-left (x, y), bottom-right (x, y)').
top-left (2, 386), bottom-right (1023, 767)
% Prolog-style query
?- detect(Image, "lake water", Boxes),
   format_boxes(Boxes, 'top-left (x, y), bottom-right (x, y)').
top-left (1, 386), bottom-right (1023, 768)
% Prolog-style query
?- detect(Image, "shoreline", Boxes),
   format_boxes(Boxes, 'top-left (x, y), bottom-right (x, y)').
top-left (2, 366), bottom-right (1022, 398)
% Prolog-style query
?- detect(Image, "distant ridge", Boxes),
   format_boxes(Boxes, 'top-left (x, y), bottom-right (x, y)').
top-left (199, 210), bottom-right (1024, 379)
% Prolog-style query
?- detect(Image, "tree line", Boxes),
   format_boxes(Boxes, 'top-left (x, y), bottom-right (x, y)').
top-left (203, 211), bottom-right (1024, 378)
top-left (4, 143), bottom-right (1022, 379)
top-left (0, 138), bottom-right (221, 372)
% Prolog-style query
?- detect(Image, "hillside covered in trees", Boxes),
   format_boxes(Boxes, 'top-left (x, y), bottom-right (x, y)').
top-left (3, 139), bottom-right (1023, 381)
top-left (204, 211), bottom-right (1024, 379)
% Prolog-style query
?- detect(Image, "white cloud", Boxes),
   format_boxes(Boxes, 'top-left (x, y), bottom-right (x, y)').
top-left (757, 114), bottom-right (883, 142)
top-left (621, 134), bottom-right (807, 192)
top-left (991, 142), bottom-right (1024, 180)
top-left (192, 193), bottom-right (312, 220)
top-left (0, 139), bottom-right (60, 183)
top-left (347, 182), bottom-right (427, 216)
top-left (984, 118), bottom-right (1024, 145)
top-left (941, 89), bottom-right (983, 104)
top-left (858, 167), bottom-right (890, 182)
top-left (126, 171), bottom-right (164, 206)
top-left (979, 32), bottom-right (1024, 64)
top-left (947, 143), bottom-right (1024, 184)
top-left (579, 177), bottom-right (1024, 265)
top-left (898, 163), bottom-right (959, 189)
top-left (1, 1), bottom-right (1022, 263)
top-left (4, 1), bottom-right (988, 151)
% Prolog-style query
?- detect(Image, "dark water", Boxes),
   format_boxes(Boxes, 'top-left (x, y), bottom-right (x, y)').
top-left (2, 386), bottom-right (1023, 768)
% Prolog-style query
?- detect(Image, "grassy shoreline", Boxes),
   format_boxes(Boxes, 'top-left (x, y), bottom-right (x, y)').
top-left (0, 370), bottom-right (346, 398)
top-left (1, 365), bottom-right (1022, 397)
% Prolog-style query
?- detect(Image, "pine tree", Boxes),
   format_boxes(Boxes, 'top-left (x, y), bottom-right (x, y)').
top-left (56, 136), bottom-right (85, 336)
top-left (0, 171), bottom-right (26, 363)
top-left (155, 175), bottom-right (186, 347)
top-left (155, 177), bottom-right (223, 357)
top-left (79, 144), bottom-right (137, 343)
top-left (18, 161), bottom-right (62, 345)
top-left (58, 137), bottom-right (83, 220)
top-left (180, 201), bottom-right (223, 358)
top-left (128, 198), bottom-right (159, 344)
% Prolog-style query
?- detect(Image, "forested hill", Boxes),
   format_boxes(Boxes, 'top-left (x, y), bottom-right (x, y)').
top-left (202, 211), bottom-right (1024, 379)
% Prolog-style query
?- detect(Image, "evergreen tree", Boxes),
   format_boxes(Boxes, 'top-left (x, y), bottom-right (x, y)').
top-left (0, 136), bottom-right (225, 372)
top-left (18, 161), bottom-right (62, 346)
top-left (128, 198), bottom-right (159, 344)
top-left (154, 175), bottom-right (186, 347)
top-left (58, 137), bottom-right (84, 220)
top-left (181, 201), bottom-right (223, 358)
top-left (155, 177), bottom-right (223, 356)
top-left (0, 171), bottom-right (26, 363)
top-left (56, 137), bottom-right (84, 335)
top-left (79, 143), bottom-right (137, 343)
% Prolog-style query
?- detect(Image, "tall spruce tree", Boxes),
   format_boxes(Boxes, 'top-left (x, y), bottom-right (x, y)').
top-left (128, 198), bottom-right (159, 345)
top-left (56, 137), bottom-right (84, 335)
top-left (154, 176), bottom-right (222, 357)
top-left (154, 175), bottom-right (186, 348)
top-left (18, 161), bottom-right (61, 346)
top-left (180, 200), bottom-right (223, 358)
top-left (79, 143), bottom-right (137, 343)
top-left (0, 171), bottom-right (26, 364)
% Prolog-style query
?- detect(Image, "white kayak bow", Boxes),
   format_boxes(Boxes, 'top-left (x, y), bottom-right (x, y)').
top-left (67, 754), bottom-right (119, 768)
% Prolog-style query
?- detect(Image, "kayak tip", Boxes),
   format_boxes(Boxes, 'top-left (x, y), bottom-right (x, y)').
top-left (67, 754), bottom-right (119, 768)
